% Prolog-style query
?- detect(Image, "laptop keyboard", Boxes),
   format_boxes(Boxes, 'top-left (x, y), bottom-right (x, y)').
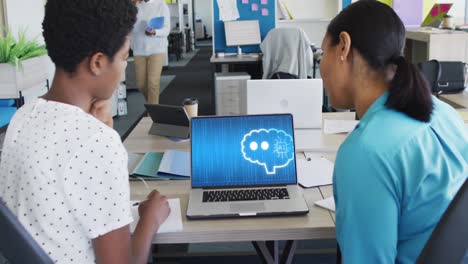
top-left (202, 188), bottom-right (290, 202)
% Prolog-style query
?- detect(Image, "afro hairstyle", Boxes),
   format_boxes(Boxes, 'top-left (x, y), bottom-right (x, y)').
top-left (42, 0), bottom-right (137, 74)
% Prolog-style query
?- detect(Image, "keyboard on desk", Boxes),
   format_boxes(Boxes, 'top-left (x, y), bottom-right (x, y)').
top-left (203, 188), bottom-right (289, 202)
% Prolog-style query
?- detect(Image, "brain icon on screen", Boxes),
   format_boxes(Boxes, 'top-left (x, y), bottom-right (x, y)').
top-left (241, 129), bottom-right (294, 175)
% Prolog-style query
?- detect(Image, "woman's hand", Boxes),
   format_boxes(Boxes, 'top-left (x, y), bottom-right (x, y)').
top-left (145, 26), bottom-right (156, 36)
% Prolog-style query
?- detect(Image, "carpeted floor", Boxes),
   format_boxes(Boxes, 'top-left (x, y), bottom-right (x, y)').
top-left (155, 239), bottom-right (338, 263)
top-left (160, 46), bottom-right (215, 115)
top-left (168, 49), bottom-right (200, 68)
top-left (160, 75), bottom-right (176, 94)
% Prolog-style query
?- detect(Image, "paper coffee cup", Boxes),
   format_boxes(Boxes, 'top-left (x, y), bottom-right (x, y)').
top-left (442, 17), bottom-right (454, 29)
top-left (183, 98), bottom-right (199, 118)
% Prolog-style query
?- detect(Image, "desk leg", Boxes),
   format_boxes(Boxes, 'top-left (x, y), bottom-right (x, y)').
top-left (211, 65), bottom-right (216, 115)
top-left (252, 240), bottom-right (297, 264)
top-left (280, 240), bottom-right (297, 264)
top-left (313, 59), bottom-right (316, 79)
top-left (221, 63), bottom-right (229, 73)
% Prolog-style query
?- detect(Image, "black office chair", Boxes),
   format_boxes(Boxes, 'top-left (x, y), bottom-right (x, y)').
top-left (336, 179), bottom-right (468, 264)
top-left (0, 198), bottom-right (54, 264)
top-left (269, 72), bottom-right (298, 79)
top-left (417, 179), bottom-right (468, 264)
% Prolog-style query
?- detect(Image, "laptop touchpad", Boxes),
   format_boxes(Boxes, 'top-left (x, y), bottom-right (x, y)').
top-left (230, 203), bottom-right (265, 212)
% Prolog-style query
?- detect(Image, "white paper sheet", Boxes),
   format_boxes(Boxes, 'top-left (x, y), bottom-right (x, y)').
top-left (130, 198), bottom-right (183, 234)
top-left (314, 196), bottom-right (335, 212)
top-left (297, 158), bottom-right (334, 188)
top-left (303, 152), bottom-right (325, 160)
top-left (217, 0), bottom-right (240, 21)
top-left (323, 119), bottom-right (359, 134)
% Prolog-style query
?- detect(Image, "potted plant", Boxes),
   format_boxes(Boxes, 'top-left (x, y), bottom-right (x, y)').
top-left (0, 29), bottom-right (48, 100)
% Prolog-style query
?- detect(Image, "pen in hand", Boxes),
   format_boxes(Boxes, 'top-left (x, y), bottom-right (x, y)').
top-left (132, 200), bottom-right (147, 206)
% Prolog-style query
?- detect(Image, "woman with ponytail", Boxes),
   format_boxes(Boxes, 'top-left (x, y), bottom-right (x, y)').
top-left (320, 1), bottom-right (468, 263)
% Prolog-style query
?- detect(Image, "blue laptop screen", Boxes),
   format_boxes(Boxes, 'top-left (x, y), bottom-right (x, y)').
top-left (191, 114), bottom-right (297, 188)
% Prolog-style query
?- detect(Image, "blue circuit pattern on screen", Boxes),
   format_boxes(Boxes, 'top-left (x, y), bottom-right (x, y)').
top-left (191, 115), bottom-right (296, 187)
top-left (241, 128), bottom-right (294, 175)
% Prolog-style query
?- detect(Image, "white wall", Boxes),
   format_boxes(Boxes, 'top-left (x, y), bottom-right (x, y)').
top-left (6, 0), bottom-right (45, 42)
top-left (5, 0), bottom-right (53, 100)
top-left (280, 0), bottom-right (339, 20)
top-left (194, 0), bottom-right (212, 38)
top-left (279, 0), bottom-right (466, 23)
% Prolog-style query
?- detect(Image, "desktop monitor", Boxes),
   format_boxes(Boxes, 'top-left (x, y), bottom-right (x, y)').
top-left (224, 20), bottom-right (261, 48)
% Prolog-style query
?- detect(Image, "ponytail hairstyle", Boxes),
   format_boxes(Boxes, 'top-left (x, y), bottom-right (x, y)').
top-left (326, 0), bottom-right (433, 122)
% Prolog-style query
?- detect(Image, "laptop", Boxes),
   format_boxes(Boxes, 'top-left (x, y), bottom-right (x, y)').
top-left (242, 79), bottom-right (323, 128)
top-left (186, 114), bottom-right (309, 219)
top-left (144, 104), bottom-right (190, 139)
top-left (421, 3), bottom-right (453, 28)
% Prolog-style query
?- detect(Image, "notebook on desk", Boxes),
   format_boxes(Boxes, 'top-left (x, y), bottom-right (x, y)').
top-left (186, 114), bottom-right (309, 219)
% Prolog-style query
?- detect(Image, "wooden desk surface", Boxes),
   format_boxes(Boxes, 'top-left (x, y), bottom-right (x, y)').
top-left (123, 113), bottom-right (355, 154)
top-left (318, 185), bottom-right (335, 223)
top-left (406, 27), bottom-right (468, 41)
top-left (130, 180), bottom-right (335, 244)
top-left (124, 117), bottom-right (190, 153)
top-left (440, 90), bottom-right (468, 109)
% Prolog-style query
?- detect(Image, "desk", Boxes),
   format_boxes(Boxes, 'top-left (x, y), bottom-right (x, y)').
top-left (123, 113), bottom-right (353, 154)
top-left (130, 180), bottom-right (335, 244)
top-left (210, 54), bottom-right (263, 65)
top-left (440, 90), bottom-right (468, 109)
top-left (210, 54), bottom-right (263, 79)
top-left (405, 27), bottom-right (468, 64)
top-left (123, 112), bottom-right (354, 263)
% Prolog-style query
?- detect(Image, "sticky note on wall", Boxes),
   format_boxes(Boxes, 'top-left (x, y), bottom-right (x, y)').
top-left (251, 3), bottom-right (258, 11)
top-left (242, 0), bottom-right (249, 4)
top-left (261, 8), bottom-right (269, 16)
top-left (261, 0), bottom-right (268, 4)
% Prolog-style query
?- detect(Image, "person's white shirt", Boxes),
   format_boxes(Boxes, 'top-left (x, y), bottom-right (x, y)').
top-left (0, 98), bottom-right (133, 263)
top-left (131, 0), bottom-right (171, 56)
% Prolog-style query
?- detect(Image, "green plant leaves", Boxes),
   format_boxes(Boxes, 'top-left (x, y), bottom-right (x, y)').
top-left (0, 28), bottom-right (48, 67)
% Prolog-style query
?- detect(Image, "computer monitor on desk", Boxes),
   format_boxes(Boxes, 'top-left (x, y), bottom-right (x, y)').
top-left (224, 20), bottom-right (261, 55)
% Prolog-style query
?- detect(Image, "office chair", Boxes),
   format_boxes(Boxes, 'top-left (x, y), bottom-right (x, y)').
top-left (336, 179), bottom-right (467, 264)
top-left (260, 28), bottom-right (314, 80)
top-left (0, 198), bottom-right (54, 264)
top-left (417, 179), bottom-right (468, 264)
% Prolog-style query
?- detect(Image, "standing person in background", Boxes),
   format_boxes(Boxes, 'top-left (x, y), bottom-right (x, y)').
top-left (132, 0), bottom-right (171, 104)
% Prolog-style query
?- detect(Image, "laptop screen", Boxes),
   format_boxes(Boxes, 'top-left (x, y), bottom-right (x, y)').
top-left (191, 114), bottom-right (297, 188)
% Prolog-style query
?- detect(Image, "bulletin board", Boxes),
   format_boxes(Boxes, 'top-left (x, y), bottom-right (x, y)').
top-left (213, 0), bottom-right (276, 54)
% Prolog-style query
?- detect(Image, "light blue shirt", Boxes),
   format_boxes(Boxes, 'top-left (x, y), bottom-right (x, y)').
top-left (333, 92), bottom-right (468, 263)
